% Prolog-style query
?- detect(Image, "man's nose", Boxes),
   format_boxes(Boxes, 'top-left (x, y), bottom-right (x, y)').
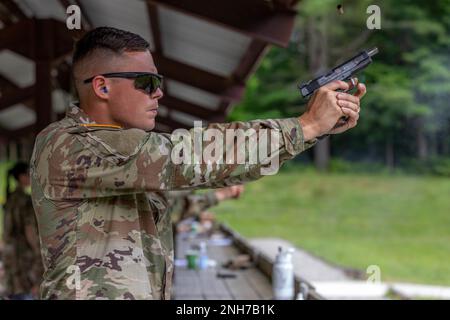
top-left (151, 87), bottom-right (164, 100)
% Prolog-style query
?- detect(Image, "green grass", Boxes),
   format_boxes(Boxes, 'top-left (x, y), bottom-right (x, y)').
top-left (214, 168), bottom-right (450, 286)
top-left (0, 161), bottom-right (13, 240)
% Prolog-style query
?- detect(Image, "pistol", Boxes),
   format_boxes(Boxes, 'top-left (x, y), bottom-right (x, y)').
top-left (298, 47), bottom-right (378, 98)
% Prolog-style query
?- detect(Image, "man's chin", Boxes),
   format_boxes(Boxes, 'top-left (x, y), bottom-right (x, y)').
top-left (143, 120), bottom-right (155, 131)
top-left (126, 120), bottom-right (155, 131)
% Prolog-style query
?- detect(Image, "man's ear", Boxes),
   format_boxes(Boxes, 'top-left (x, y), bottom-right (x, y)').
top-left (91, 76), bottom-right (109, 99)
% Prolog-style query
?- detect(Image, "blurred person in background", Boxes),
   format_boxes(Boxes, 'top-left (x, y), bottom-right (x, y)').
top-left (2, 162), bottom-right (43, 300)
top-left (169, 185), bottom-right (245, 228)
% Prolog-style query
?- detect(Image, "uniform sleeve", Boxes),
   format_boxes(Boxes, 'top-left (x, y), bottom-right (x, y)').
top-left (33, 118), bottom-right (316, 200)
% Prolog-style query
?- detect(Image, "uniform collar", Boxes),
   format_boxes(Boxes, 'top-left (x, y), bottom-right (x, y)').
top-left (65, 103), bottom-right (123, 129)
top-left (66, 103), bottom-right (96, 125)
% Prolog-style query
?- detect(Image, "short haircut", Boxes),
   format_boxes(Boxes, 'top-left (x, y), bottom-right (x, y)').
top-left (72, 26), bottom-right (150, 73)
top-left (9, 161), bottom-right (29, 181)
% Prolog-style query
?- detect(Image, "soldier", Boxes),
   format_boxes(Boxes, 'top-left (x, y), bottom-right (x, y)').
top-left (30, 27), bottom-right (366, 299)
top-left (168, 185), bottom-right (244, 225)
top-left (2, 162), bottom-right (43, 300)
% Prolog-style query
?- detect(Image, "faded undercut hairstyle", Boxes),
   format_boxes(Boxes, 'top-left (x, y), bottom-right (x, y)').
top-left (71, 26), bottom-right (150, 95)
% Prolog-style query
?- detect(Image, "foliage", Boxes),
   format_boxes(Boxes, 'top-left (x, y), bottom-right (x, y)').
top-left (228, 1), bottom-right (450, 170)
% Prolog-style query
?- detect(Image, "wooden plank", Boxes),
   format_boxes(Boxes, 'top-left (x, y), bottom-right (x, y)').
top-left (197, 269), bottom-right (232, 299)
top-left (245, 268), bottom-right (273, 300)
top-left (206, 241), bottom-right (262, 300)
top-left (173, 269), bottom-right (203, 297)
top-left (204, 295), bottom-right (232, 300)
top-left (222, 270), bottom-right (261, 300)
top-left (174, 230), bottom-right (273, 300)
top-left (207, 243), bottom-right (240, 264)
top-left (174, 295), bottom-right (204, 300)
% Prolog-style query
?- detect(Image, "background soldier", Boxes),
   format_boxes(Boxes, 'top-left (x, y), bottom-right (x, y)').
top-left (2, 162), bottom-right (43, 300)
top-left (168, 185), bottom-right (244, 225)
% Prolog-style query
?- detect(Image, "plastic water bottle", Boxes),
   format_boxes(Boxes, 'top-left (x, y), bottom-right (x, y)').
top-left (272, 246), bottom-right (295, 300)
top-left (198, 241), bottom-right (208, 270)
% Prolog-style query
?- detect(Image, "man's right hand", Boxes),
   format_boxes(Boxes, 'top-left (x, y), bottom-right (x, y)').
top-left (215, 185), bottom-right (244, 201)
top-left (298, 79), bottom-right (366, 140)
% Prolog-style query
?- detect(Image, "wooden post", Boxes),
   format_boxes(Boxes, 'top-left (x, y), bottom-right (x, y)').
top-left (0, 138), bottom-right (7, 161)
top-left (8, 140), bottom-right (18, 162)
top-left (34, 19), bottom-right (54, 135)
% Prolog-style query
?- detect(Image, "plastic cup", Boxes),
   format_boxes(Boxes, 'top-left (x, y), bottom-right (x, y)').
top-left (186, 250), bottom-right (198, 270)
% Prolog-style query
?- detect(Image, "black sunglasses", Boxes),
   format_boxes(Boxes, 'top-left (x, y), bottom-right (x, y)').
top-left (83, 72), bottom-right (163, 95)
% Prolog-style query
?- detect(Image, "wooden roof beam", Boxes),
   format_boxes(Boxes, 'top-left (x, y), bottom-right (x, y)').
top-left (217, 38), bottom-right (269, 115)
top-left (0, 124), bottom-right (35, 139)
top-left (148, 0), bottom-right (297, 47)
top-left (2, 0), bottom-right (28, 20)
top-left (0, 18), bottom-right (77, 61)
top-left (0, 86), bottom-right (35, 111)
top-left (0, 18), bottom-right (33, 58)
top-left (161, 95), bottom-right (217, 120)
top-left (153, 53), bottom-right (244, 101)
top-left (0, 3), bottom-right (15, 25)
top-left (147, 2), bottom-right (163, 55)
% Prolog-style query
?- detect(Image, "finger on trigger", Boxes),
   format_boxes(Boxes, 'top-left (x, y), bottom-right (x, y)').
top-left (348, 77), bottom-right (358, 90)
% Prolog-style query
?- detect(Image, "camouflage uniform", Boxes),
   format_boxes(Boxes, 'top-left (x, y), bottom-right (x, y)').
top-left (30, 104), bottom-right (315, 300)
top-left (2, 188), bottom-right (43, 297)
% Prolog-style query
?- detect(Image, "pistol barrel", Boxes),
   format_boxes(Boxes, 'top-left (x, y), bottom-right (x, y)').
top-left (367, 47), bottom-right (378, 57)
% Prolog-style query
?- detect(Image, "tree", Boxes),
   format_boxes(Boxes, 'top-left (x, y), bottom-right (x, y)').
top-left (228, 0), bottom-right (450, 170)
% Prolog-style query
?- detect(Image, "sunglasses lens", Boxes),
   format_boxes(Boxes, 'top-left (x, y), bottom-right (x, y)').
top-left (135, 75), bottom-right (162, 94)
